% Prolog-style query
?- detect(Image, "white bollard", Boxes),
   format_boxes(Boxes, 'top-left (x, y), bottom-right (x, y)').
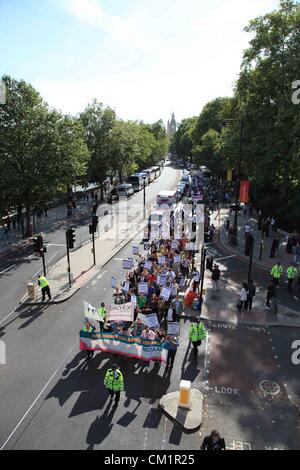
top-left (179, 380), bottom-right (191, 409)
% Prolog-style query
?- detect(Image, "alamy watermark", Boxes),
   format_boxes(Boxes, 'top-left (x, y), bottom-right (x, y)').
top-left (0, 80), bottom-right (6, 105)
top-left (291, 80), bottom-right (300, 104)
top-left (291, 340), bottom-right (300, 365)
top-left (0, 340), bottom-right (6, 365)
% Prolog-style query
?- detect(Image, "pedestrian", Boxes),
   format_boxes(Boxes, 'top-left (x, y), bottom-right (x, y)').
top-left (82, 320), bottom-right (95, 360)
top-left (201, 430), bottom-right (226, 450)
top-left (247, 280), bottom-right (256, 311)
top-left (270, 217), bottom-right (277, 232)
top-left (270, 262), bottom-right (283, 285)
top-left (244, 222), bottom-right (251, 237)
top-left (131, 317), bottom-right (146, 337)
top-left (270, 237), bottom-right (279, 258)
top-left (104, 364), bottom-right (124, 406)
top-left (171, 294), bottom-right (183, 322)
top-left (294, 243), bottom-right (300, 265)
top-left (286, 265), bottom-right (298, 293)
top-left (188, 318), bottom-right (206, 360)
top-left (141, 327), bottom-right (156, 371)
top-left (237, 282), bottom-right (248, 311)
top-left (38, 275), bottom-right (51, 301)
top-left (265, 280), bottom-right (277, 309)
top-left (165, 336), bottom-right (179, 369)
top-left (97, 302), bottom-right (106, 332)
top-left (211, 264), bottom-right (220, 293)
top-left (264, 219), bottom-right (270, 237)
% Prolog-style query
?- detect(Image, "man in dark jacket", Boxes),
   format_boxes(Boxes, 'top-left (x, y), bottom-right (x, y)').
top-left (270, 237), bottom-right (279, 258)
top-left (265, 280), bottom-right (277, 309)
top-left (211, 264), bottom-right (220, 293)
top-left (201, 430), bottom-right (226, 450)
top-left (247, 280), bottom-right (256, 311)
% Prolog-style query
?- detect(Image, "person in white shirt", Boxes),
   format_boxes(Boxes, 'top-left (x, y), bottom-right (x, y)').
top-left (244, 223), bottom-right (251, 238)
top-left (238, 283), bottom-right (248, 311)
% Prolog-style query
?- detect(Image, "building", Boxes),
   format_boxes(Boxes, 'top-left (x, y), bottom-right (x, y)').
top-left (167, 113), bottom-right (176, 138)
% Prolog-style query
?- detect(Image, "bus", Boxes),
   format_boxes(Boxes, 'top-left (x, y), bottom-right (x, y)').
top-left (143, 168), bottom-right (156, 183)
top-left (127, 174), bottom-right (144, 192)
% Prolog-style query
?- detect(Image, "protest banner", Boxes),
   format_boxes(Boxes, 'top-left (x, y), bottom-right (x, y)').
top-left (132, 246), bottom-right (139, 256)
top-left (146, 313), bottom-right (159, 329)
top-left (158, 256), bottom-right (166, 265)
top-left (111, 277), bottom-right (117, 288)
top-left (80, 331), bottom-right (168, 363)
top-left (171, 241), bottom-right (178, 249)
top-left (107, 302), bottom-right (134, 322)
top-left (167, 322), bottom-right (180, 336)
top-left (83, 301), bottom-right (99, 322)
top-left (161, 286), bottom-right (171, 301)
top-left (138, 282), bottom-right (148, 295)
top-left (123, 259), bottom-right (132, 270)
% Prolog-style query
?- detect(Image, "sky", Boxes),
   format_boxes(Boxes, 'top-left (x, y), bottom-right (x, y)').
top-left (0, 0), bottom-right (280, 125)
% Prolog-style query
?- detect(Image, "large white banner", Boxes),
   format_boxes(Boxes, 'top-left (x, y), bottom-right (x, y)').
top-left (107, 302), bottom-right (134, 322)
top-left (83, 301), bottom-right (100, 322)
top-left (80, 331), bottom-right (168, 363)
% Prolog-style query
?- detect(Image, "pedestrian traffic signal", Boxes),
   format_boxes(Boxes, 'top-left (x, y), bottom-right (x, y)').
top-left (66, 228), bottom-right (76, 249)
top-left (245, 235), bottom-right (254, 256)
top-left (92, 215), bottom-right (99, 229)
top-left (32, 235), bottom-right (43, 253)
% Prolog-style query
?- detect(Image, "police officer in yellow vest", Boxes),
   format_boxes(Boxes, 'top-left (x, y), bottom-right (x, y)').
top-left (38, 275), bottom-right (51, 301)
top-left (287, 265), bottom-right (298, 292)
top-left (189, 318), bottom-right (206, 359)
top-left (270, 262), bottom-right (283, 286)
top-left (104, 364), bottom-right (124, 405)
top-left (82, 320), bottom-right (95, 360)
top-left (98, 302), bottom-right (107, 332)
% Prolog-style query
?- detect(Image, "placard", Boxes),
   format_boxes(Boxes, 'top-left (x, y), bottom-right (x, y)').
top-left (159, 275), bottom-right (167, 286)
top-left (161, 286), bottom-right (171, 301)
top-left (111, 277), bottom-right (117, 288)
top-left (158, 256), bottom-right (166, 265)
top-left (179, 278), bottom-right (186, 288)
top-left (123, 281), bottom-right (130, 292)
top-left (171, 241), bottom-right (178, 249)
top-left (132, 246), bottom-right (139, 255)
top-left (144, 261), bottom-right (152, 270)
top-left (83, 300), bottom-right (99, 322)
top-left (107, 302), bottom-right (134, 322)
top-left (123, 259), bottom-right (132, 270)
top-left (192, 272), bottom-right (200, 282)
top-left (167, 322), bottom-right (180, 336)
top-left (138, 282), bottom-right (148, 295)
top-left (146, 313), bottom-right (159, 329)
top-left (128, 257), bottom-right (135, 267)
top-left (131, 295), bottom-right (137, 307)
top-left (174, 255), bottom-right (181, 263)
top-left (167, 307), bottom-right (173, 321)
top-left (144, 243), bottom-right (150, 251)
top-left (137, 313), bottom-right (147, 323)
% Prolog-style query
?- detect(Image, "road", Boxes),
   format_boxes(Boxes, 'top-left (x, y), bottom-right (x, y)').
top-left (0, 169), bottom-right (299, 450)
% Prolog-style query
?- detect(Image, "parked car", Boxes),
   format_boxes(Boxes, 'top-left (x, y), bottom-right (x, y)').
top-left (116, 184), bottom-right (134, 198)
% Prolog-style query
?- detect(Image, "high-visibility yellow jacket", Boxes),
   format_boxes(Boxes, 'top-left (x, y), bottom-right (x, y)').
top-left (271, 265), bottom-right (283, 279)
top-left (189, 322), bottom-right (206, 342)
top-left (38, 276), bottom-right (49, 288)
top-left (287, 267), bottom-right (297, 279)
top-left (98, 307), bottom-right (107, 321)
top-left (104, 369), bottom-right (124, 392)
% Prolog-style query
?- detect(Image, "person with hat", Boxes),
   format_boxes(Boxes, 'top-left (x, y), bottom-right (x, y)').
top-left (189, 318), bottom-right (206, 360)
top-left (104, 364), bottom-right (124, 405)
top-left (97, 302), bottom-right (107, 332)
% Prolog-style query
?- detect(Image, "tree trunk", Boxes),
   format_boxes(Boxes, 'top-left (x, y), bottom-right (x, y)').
top-left (25, 205), bottom-right (33, 238)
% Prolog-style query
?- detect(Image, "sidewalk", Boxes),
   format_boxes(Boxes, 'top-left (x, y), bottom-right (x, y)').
top-left (181, 206), bottom-right (300, 328)
top-left (218, 206), bottom-right (297, 272)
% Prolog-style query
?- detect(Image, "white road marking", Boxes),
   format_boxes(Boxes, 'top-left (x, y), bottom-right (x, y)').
top-left (214, 255), bottom-right (236, 262)
top-left (0, 265), bottom-right (16, 275)
top-left (0, 346), bottom-right (74, 450)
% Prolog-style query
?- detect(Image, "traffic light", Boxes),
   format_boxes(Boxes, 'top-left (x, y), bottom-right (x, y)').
top-left (32, 235), bottom-right (43, 254)
top-left (245, 235), bottom-right (254, 256)
top-left (66, 228), bottom-right (76, 249)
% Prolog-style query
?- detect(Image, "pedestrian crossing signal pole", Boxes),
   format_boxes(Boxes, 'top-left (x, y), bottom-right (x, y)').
top-left (65, 229), bottom-right (75, 287)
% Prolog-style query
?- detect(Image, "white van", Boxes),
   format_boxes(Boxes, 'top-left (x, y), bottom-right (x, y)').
top-left (117, 184), bottom-right (134, 198)
top-left (157, 190), bottom-right (177, 207)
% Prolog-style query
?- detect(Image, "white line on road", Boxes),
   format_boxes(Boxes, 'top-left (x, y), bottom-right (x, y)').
top-left (0, 346), bottom-right (74, 450)
top-left (0, 265), bottom-right (16, 275)
top-left (214, 255), bottom-right (236, 262)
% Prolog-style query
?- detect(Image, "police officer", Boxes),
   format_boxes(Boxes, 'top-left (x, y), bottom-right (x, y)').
top-left (98, 302), bottom-right (107, 332)
top-left (270, 262), bottom-right (283, 286)
top-left (104, 364), bottom-right (124, 405)
top-left (287, 265), bottom-right (298, 292)
top-left (82, 320), bottom-right (95, 360)
top-left (38, 275), bottom-right (51, 301)
top-left (189, 318), bottom-right (206, 359)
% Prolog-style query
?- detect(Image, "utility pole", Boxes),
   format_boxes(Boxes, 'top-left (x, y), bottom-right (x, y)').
top-left (65, 231), bottom-right (72, 287)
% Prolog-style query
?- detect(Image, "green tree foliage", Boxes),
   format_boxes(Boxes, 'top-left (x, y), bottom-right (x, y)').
top-left (172, 117), bottom-right (197, 162)
top-left (0, 75), bottom-right (89, 235)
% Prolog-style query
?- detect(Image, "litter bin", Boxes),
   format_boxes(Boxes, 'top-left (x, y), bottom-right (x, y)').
top-left (27, 283), bottom-right (36, 300)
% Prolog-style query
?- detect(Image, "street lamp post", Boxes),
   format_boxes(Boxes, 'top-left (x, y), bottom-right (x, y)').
top-left (143, 176), bottom-right (146, 219)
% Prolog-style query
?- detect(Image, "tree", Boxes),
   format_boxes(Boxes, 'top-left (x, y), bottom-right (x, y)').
top-left (80, 100), bottom-right (116, 200)
top-left (0, 75), bottom-right (89, 236)
top-left (173, 117), bottom-right (197, 162)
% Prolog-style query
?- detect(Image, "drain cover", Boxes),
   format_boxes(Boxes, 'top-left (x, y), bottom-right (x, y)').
top-left (259, 380), bottom-right (280, 395)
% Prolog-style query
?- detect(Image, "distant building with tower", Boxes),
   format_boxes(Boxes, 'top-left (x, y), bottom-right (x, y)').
top-left (167, 113), bottom-right (177, 138)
